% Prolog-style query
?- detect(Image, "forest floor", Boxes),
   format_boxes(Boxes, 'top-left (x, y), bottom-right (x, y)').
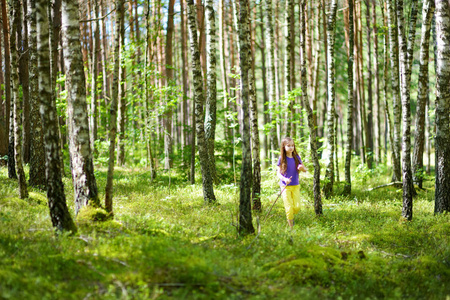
top-left (0, 164), bottom-right (449, 299)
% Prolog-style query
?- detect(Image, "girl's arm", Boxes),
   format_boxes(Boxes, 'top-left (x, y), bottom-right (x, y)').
top-left (277, 166), bottom-right (292, 185)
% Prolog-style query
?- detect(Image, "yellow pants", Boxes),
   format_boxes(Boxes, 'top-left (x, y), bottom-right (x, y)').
top-left (281, 185), bottom-right (300, 220)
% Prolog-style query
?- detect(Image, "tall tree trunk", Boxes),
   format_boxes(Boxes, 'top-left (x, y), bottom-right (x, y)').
top-left (205, 0), bottom-right (217, 183)
top-left (19, 0), bottom-right (30, 164)
top-left (386, 0), bottom-right (401, 182)
top-left (265, 0), bottom-right (277, 163)
top-left (323, 0), bottom-right (337, 199)
top-left (301, 0), bottom-right (322, 216)
top-left (163, 0), bottom-right (175, 170)
top-left (27, 0), bottom-right (46, 187)
top-left (36, 0), bottom-right (76, 233)
top-left (413, 0), bottom-right (434, 189)
top-left (397, 0), bottom-right (417, 220)
top-left (2, 0), bottom-right (14, 178)
top-left (259, 3), bottom-right (269, 168)
top-left (0, 10), bottom-right (4, 161)
top-left (117, 0), bottom-right (126, 166)
top-left (237, 0), bottom-right (254, 235)
top-left (105, 0), bottom-right (124, 214)
top-left (187, 0), bottom-right (216, 203)
top-left (62, 0), bottom-right (100, 215)
top-left (284, 0), bottom-right (293, 135)
top-left (10, 0), bottom-right (28, 199)
top-left (372, 0), bottom-right (381, 164)
top-left (90, 0), bottom-right (100, 150)
top-left (365, 0), bottom-right (374, 169)
top-left (344, 0), bottom-right (354, 196)
top-left (181, 0), bottom-right (189, 163)
top-left (434, 0), bottom-right (450, 214)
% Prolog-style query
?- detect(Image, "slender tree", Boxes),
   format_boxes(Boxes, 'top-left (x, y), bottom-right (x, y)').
top-left (117, 0), bottom-right (126, 166)
top-left (238, 0), bottom-right (254, 235)
top-left (36, 0), bottom-right (76, 233)
top-left (364, 0), bottom-right (374, 169)
top-left (372, 0), bottom-right (381, 163)
top-left (301, 0), bottom-right (322, 216)
top-left (90, 0), bottom-right (100, 149)
top-left (205, 0), bottom-right (217, 182)
top-left (19, 0), bottom-right (30, 164)
top-left (413, 0), bottom-right (434, 189)
top-left (323, 0), bottom-right (338, 198)
top-left (187, 0), bottom-right (216, 203)
top-left (344, 0), bottom-right (354, 196)
top-left (9, 0), bottom-right (28, 199)
top-left (284, 0), bottom-right (294, 135)
top-left (105, 0), bottom-right (124, 213)
top-left (434, 0), bottom-right (450, 214)
top-left (386, 0), bottom-right (401, 182)
top-left (61, 0), bottom-right (100, 214)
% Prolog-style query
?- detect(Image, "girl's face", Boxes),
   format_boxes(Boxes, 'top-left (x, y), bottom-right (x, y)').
top-left (284, 141), bottom-right (295, 156)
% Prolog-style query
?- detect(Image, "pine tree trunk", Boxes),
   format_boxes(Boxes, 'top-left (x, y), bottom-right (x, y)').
top-left (10, 0), bottom-right (28, 199)
top-left (413, 0), bottom-right (434, 189)
top-left (61, 0), bottom-right (100, 215)
top-left (323, 0), bottom-right (337, 199)
top-left (434, 0), bottom-right (450, 214)
top-left (386, 0), bottom-right (402, 182)
top-left (205, 0), bottom-right (217, 183)
top-left (284, 0), bottom-right (293, 135)
top-left (36, 0), bottom-right (76, 233)
top-left (344, 0), bottom-right (354, 196)
top-left (181, 0), bottom-right (189, 162)
top-left (396, 0), bottom-right (416, 220)
top-left (105, 0), bottom-right (124, 214)
top-left (238, 0), bottom-right (254, 235)
top-left (27, 0), bottom-right (46, 187)
top-left (187, 0), bottom-right (216, 203)
top-left (301, 0), bottom-right (322, 216)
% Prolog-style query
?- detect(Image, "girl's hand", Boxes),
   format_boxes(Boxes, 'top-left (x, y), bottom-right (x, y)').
top-left (284, 176), bottom-right (292, 185)
top-left (298, 164), bottom-right (307, 172)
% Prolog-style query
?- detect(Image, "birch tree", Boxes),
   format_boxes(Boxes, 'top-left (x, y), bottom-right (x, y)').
top-left (9, 0), bottom-right (28, 199)
top-left (61, 0), bottom-right (100, 214)
top-left (27, 0), bottom-right (46, 187)
top-left (238, 0), bottom-right (254, 235)
top-left (344, 0), bottom-right (354, 196)
top-left (434, 0), bottom-right (450, 214)
top-left (105, 0), bottom-right (124, 213)
top-left (397, 0), bottom-right (417, 220)
top-left (36, 0), bottom-right (76, 233)
top-left (386, 0), bottom-right (401, 182)
top-left (205, 0), bottom-right (217, 182)
top-left (187, 0), bottom-right (216, 203)
top-left (301, 0), bottom-right (322, 216)
top-left (413, 0), bottom-right (434, 189)
top-left (323, 0), bottom-right (338, 198)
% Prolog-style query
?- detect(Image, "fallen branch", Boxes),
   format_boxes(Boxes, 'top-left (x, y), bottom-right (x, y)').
top-left (366, 182), bottom-right (403, 191)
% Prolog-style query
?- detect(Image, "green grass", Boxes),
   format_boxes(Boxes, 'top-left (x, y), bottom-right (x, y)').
top-left (0, 164), bottom-right (449, 299)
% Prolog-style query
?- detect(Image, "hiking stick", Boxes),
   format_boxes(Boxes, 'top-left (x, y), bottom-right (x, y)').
top-left (262, 183), bottom-right (288, 225)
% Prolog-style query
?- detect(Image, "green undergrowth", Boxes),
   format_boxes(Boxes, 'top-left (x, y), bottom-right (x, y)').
top-left (0, 166), bottom-right (449, 299)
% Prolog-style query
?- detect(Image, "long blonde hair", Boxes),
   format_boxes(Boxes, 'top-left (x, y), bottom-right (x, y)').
top-left (279, 137), bottom-right (301, 175)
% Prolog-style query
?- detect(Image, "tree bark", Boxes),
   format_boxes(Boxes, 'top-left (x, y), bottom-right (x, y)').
top-left (372, 0), bottom-right (381, 163)
top-left (19, 0), bottom-right (30, 164)
top-left (90, 0), bottom-right (100, 149)
top-left (9, 0), bottom-right (28, 199)
top-left (117, 0), bottom-right (126, 166)
top-left (61, 0), bottom-right (100, 215)
top-left (27, 0), bottom-right (46, 187)
top-left (105, 0), bottom-right (124, 214)
top-left (364, 0), bottom-right (374, 169)
top-left (434, 0), bottom-right (450, 214)
top-left (36, 0), bottom-right (76, 233)
top-left (386, 0), bottom-right (401, 182)
top-left (284, 0), bottom-right (294, 135)
top-left (344, 0), bottom-right (354, 196)
top-left (187, 0), bottom-right (216, 203)
top-left (205, 0), bottom-right (217, 183)
top-left (237, 0), bottom-right (254, 235)
top-left (323, 0), bottom-right (337, 199)
top-left (301, 0), bottom-right (322, 216)
top-left (413, 0), bottom-right (434, 189)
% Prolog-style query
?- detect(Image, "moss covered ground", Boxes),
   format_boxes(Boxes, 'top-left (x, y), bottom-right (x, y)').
top-left (0, 164), bottom-right (449, 299)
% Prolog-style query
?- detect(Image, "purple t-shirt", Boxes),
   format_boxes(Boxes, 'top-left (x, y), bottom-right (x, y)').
top-left (277, 155), bottom-right (303, 186)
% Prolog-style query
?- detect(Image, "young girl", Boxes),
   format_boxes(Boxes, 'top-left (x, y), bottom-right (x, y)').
top-left (277, 137), bottom-right (306, 229)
